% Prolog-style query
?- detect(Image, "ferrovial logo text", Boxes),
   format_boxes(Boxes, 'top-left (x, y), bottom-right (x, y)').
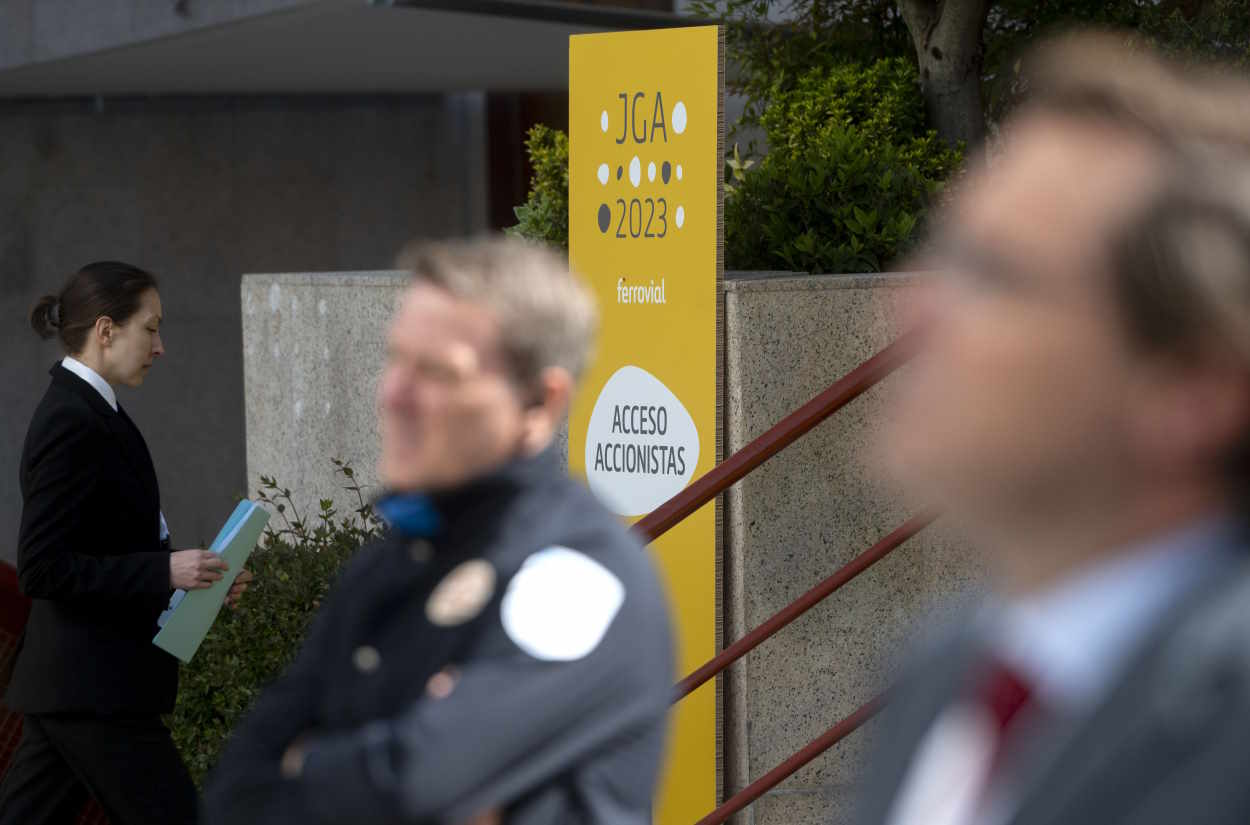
top-left (617, 276), bottom-right (667, 305)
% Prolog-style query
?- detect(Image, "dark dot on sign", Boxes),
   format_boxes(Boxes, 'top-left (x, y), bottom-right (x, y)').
top-left (662, 161), bottom-right (672, 184)
top-left (597, 204), bottom-right (611, 233)
top-left (617, 166), bottom-right (623, 180)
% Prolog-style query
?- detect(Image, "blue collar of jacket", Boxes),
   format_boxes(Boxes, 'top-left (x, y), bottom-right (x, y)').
top-left (374, 446), bottom-right (559, 540)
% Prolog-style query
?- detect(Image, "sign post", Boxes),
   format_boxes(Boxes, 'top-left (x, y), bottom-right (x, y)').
top-left (569, 25), bottom-right (724, 825)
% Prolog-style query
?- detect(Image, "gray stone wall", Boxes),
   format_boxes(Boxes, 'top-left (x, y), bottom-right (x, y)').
top-left (242, 271), bottom-right (563, 521)
top-left (239, 270), bottom-right (985, 825)
top-left (1, 95), bottom-right (487, 561)
top-left (721, 275), bottom-right (983, 825)
top-left (242, 272), bottom-right (407, 521)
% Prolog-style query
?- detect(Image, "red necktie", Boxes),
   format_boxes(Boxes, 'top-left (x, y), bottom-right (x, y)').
top-left (971, 659), bottom-right (1035, 783)
top-left (883, 659), bottom-right (1036, 825)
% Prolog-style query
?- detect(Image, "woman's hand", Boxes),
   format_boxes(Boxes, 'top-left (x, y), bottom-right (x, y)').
top-left (226, 568), bottom-right (254, 609)
top-left (170, 549), bottom-right (229, 590)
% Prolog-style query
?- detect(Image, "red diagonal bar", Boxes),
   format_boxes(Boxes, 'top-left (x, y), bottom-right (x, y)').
top-left (672, 511), bottom-right (936, 702)
top-left (633, 331), bottom-right (921, 545)
top-left (695, 691), bottom-right (891, 825)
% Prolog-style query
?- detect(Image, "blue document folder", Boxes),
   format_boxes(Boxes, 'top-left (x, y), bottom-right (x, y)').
top-left (153, 500), bottom-right (270, 663)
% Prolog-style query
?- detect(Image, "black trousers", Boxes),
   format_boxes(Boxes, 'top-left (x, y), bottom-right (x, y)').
top-left (0, 714), bottom-right (197, 825)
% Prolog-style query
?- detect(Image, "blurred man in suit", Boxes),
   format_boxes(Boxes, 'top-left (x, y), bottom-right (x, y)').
top-left (861, 33), bottom-right (1250, 825)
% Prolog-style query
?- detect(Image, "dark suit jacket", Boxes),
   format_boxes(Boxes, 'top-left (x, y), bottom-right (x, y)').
top-left (6, 364), bottom-right (177, 715)
top-left (856, 548), bottom-right (1250, 825)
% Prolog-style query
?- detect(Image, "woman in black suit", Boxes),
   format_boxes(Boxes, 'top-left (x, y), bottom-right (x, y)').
top-left (0, 262), bottom-right (252, 825)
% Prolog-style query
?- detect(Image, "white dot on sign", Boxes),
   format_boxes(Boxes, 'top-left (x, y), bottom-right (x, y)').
top-left (647, 161), bottom-right (656, 182)
top-left (322, 345), bottom-right (330, 361)
top-left (323, 400), bottom-right (332, 417)
top-left (294, 400), bottom-right (304, 419)
top-left (676, 205), bottom-right (686, 229)
top-left (629, 156), bottom-right (641, 188)
top-left (597, 163), bottom-right (610, 185)
top-left (600, 110), bottom-right (609, 132)
top-left (317, 299), bottom-right (327, 316)
top-left (672, 101), bottom-right (688, 134)
top-left (268, 283), bottom-right (281, 313)
top-left (676, 164), bottom-right (683, 181)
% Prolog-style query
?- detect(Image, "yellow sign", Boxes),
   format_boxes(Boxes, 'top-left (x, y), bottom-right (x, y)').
top-left (569, 25), bottom-right (724, 825)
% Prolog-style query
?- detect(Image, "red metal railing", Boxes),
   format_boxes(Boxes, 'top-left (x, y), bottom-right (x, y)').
top-left (697, 692), bottom-right (891, 825)
top-left (632, 334), bottom-right (930, 823)
top-left (634, 330), bottom-right (922, 544)
top-left (674, 511), bottom-right (937, 702)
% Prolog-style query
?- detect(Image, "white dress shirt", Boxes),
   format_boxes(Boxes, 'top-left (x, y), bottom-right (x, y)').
top-left (62, 355), bottom-right (117, 412)
top-left (885, 516), bottom-right (1239, 825)
top-left (60, 355), bottom-right (169, 542)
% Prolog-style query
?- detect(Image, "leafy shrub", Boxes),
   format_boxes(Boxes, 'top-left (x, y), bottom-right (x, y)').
top-left (507, 124), bottom-right (569, 252)
top-left (687, 0), bottom-right (914, 140)
top-left (167, 460), bottom-right (383, 784)
top-left (726, 58), bottom-right (961, 274)
top-left (506, 60), bottom-right (959, 274)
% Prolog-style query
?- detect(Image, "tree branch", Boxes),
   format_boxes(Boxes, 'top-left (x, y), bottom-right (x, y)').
top-left (898, 0), bottom-right (937, 55)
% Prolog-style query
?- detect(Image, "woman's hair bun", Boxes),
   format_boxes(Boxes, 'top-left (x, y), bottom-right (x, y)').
top-left (30, 294), bottom-right (61, 340)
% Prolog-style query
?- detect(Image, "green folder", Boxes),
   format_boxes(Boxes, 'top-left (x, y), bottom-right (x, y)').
top-left (153, 501), bottom-right (270, 664)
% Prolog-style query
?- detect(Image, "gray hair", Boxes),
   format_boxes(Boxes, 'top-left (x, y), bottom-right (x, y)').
top-left (395, 237), bottom-right (599, 391)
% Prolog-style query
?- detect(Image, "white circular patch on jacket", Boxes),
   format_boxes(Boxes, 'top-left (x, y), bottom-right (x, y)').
top-left (501, 547), bottom-right (625, 662)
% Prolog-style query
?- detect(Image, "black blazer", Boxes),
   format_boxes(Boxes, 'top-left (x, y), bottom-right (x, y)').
top-left (6, 364), bottom-right (177, 715)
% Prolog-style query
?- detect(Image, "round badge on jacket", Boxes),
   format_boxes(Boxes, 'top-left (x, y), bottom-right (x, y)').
top-left (426, 559), bottom-right (497, 626)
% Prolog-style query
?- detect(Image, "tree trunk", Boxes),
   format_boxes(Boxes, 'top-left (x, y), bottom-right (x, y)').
top-left (898, 0), bottom-right (990, 148)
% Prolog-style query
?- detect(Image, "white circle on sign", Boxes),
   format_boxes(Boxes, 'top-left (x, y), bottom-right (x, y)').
top-left (584, 365), bottom-right (700, 517)
top-left (676, 164), bottom-right (683, 181)
top-left (629, 156), bottom-right (641, 188)
top-left (600, 110), bottom-right (609, 132)
top-left (597, 163), bottom-right (610, 185)
top-left (647, 161), bottom-right (657, 182)
top-left (676, 206), bottom-right (686, 229)
top-left (672, 101), bottom-right (688, 134)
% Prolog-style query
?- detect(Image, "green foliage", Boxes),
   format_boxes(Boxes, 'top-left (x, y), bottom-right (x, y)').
top-left (694, 1), bottom-right (1250, 133)
top-left (167, 460), bottom-right (382, 785)
top-left (689, 0), bottom-right (912, 143)
top-left (507, 124), bottom-right (570, 252)
top-left (726, 58), bottom-right (961, 273)
top-left (508, 0), bottom-right (1248, 273)
top-left (984, 0), bottom-right (1250, 120)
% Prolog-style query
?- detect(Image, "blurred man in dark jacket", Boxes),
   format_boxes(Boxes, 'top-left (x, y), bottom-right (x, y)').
top-left (203, 238), bottom-right (674, 825)
top-left (861, 33), bottom-right (1250, 825)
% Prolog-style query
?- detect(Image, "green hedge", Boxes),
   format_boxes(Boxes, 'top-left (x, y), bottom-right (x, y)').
top-left (167, 461), bottom-right (381, 784)
top-left (727, 57), bottom-right (961, 273)
top-left (508, 59), bottom-right (960, 273)
top-left (507, 124), bottom-right (569, 252)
